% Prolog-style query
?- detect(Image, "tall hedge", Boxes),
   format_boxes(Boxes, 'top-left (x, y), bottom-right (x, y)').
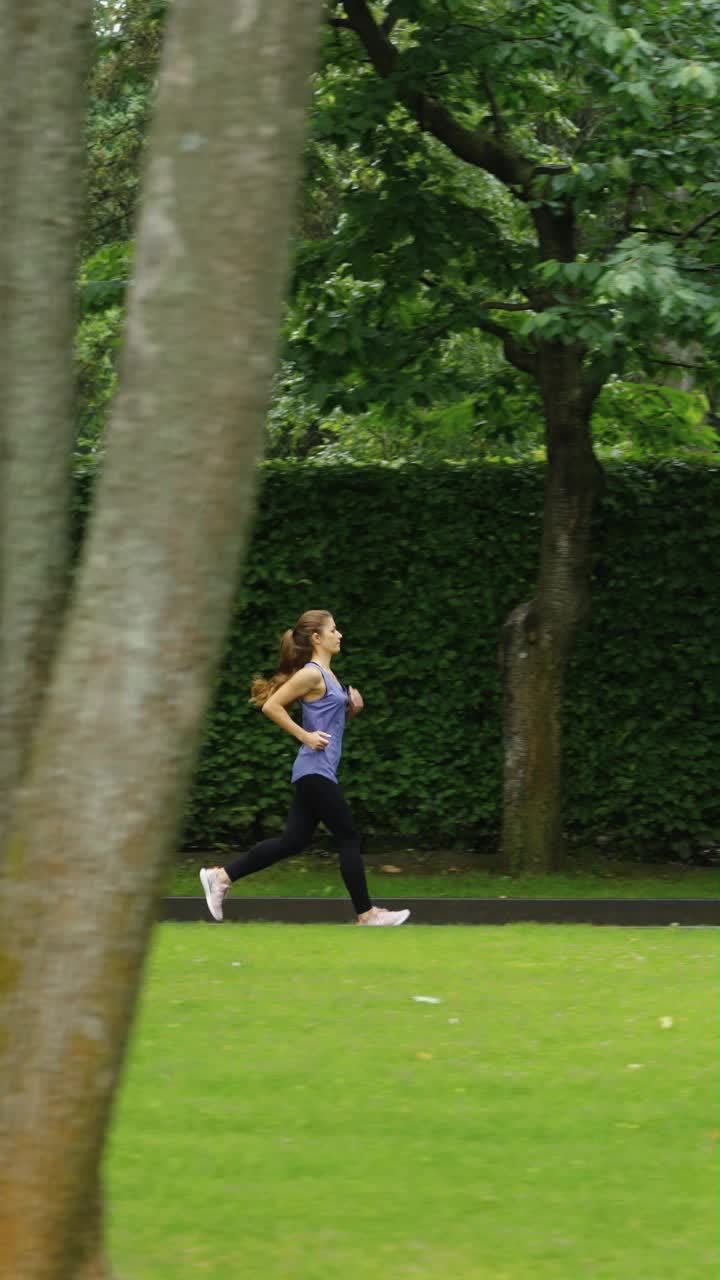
top-left (174, 461), bottom-right (720, 861)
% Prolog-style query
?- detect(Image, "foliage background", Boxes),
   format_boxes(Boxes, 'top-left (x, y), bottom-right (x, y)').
top-left (76, 462), bottom-right (717, 861)
top-left (74, 3), bottom-right (720, 865)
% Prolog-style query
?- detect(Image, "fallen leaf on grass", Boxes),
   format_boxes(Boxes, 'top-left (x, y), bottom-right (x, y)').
top-left (413, 996), bottom-right (441, 1004)
top-left (659, 1016), bottom-right (673, 1029)
top-left (381, 864), bottom-right (403, 873)
top-left (416, 1051), bottom-right (433, 1061)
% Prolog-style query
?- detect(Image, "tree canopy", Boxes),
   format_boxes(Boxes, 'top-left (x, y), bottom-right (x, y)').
top-left (276, 0), bottom-right (720, 456)
top-left (79, 0), bottom-right (720, 470)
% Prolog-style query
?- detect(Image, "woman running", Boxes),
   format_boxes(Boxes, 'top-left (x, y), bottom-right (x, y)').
top-left (200, 609), bottom-right (410, 926)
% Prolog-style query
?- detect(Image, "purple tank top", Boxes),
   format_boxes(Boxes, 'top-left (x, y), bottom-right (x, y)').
top-left (291, 661), bottom-right (349, 784)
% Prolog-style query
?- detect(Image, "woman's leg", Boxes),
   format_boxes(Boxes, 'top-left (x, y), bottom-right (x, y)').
top-left (297, 775), bottom-right (372, 915)
top-left (223, 787), bottom-right (317, 882)
top-left (201, 775), bottom-right (408, 923)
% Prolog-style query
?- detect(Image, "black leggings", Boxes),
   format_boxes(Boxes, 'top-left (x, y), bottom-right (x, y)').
top-left (223, 774), bottom-right (372, 915)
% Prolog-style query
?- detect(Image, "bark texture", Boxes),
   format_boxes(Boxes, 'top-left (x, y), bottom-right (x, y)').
top-left (0, 3), bottom-right (324, 1278)
top-left (0, 0), bottom-right (92, 849)
top-left (501, 342), bottom-right (603, 873)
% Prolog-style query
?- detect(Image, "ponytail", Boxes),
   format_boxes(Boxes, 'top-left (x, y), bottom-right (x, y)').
top-left (250, 610), bottom-right (331, 708)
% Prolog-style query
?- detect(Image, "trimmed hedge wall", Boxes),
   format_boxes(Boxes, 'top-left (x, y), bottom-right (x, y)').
top-left (176, 461), bottom-right (720, 861)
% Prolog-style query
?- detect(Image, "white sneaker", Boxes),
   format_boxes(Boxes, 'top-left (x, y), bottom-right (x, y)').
top-left (358, 907), bottom-right (410, 927)
top-left (199, 867), bottom-right (230, 922)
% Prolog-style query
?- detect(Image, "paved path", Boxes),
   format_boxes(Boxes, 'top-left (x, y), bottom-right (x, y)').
top-left (162, 897), bottom-right (720, 926)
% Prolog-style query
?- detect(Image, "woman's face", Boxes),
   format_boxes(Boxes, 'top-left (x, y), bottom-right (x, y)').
top-left (315, 617), bottom-right (342, 655)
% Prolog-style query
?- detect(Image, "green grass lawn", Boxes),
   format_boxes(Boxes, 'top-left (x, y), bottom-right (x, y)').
top-left (169, 853), bottom-right (720, 899)
top-left (107, 923), bottom-right (718, 1280)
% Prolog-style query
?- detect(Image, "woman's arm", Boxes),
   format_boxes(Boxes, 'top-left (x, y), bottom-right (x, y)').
top-left (346, 685), bottom-right (364, 721)
top-left (262, 667), bottom-right (330, 750)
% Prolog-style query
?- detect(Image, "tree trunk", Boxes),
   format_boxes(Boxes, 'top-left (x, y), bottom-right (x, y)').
top-left (0, 0), bottom-right (92, 849)
top-left (0, 3), bottom-right (323, 1279)
top-left (500, 343), bottom-right (603, 873)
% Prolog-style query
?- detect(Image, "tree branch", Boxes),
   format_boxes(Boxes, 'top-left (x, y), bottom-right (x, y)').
top-left (628, 224), bottom-right (682, 238)
top-left (391, 319), bottom-right (458, 372)
top-left (380, 6), bottom-right (399, 36)
top-left (455, 24), bottom-right (551, 43)
top-left (644, 355), bottom-right (707, 372)
top-left (339, 0), bottom-right (538, 193)
top-left (475, 318), bottom-right (539, 378)
top-left (420, 276), bottom-right (533, 313)
top-left (388, 296), bottom-right (538, 380)
top-left (475, 316), bottom-right (514, 343)
top-left (479, 299), bottom-right (533, 311)
top-left (677, 206), bottom-right (720, 247)
top-left (90, 112), bottom-right (148, 150)
top-left (625, 205), bottom-right (720, 246)
top-left (86, 209), bottom-right (134, 244)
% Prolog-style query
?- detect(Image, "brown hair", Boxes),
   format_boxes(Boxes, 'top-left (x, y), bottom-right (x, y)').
top-left (250, 610), bottom-right (332, 709)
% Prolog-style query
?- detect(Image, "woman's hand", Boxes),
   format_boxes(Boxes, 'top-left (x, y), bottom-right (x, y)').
top-left (347, 686), bottom-right (364, 720)
top-left (304, 730), bottom-right (331, 751)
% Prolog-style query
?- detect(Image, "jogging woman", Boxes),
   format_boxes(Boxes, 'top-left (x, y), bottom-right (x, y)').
top-left (200, 609), bottom-right (410, 926)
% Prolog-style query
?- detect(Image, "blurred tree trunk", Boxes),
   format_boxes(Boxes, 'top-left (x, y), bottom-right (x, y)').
top-left (0, 0), bottom-right (91, 848)
top-left (0, 2), bottom-right (323, 1278)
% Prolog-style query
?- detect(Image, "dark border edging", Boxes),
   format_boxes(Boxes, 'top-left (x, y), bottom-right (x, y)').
top-left (161, 897), bottom-right (720, 926)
